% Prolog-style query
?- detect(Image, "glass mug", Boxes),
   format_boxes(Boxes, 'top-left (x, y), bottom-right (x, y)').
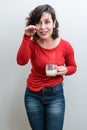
top-left (46, 64), bottom-right (58, 76)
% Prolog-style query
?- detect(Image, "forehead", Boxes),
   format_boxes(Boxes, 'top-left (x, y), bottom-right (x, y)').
top-left (40, 12), bottom-right (52, 20)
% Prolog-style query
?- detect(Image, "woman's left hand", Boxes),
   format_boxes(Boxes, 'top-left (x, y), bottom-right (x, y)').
top-left (57, 66), bottom-right (68, 76)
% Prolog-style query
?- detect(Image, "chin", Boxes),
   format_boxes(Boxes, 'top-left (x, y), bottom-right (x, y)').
top-left (40, 35), bottom-right (51, 40)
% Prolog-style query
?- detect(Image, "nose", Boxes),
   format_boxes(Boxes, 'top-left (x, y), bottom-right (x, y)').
top-left (40, 23), bottom-right (45, 29)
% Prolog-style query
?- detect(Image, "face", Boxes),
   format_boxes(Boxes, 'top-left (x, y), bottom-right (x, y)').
top-left (35, 12), bottom-right (55, 40)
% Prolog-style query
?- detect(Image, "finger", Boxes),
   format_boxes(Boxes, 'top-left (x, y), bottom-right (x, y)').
top-left (35, 26), bottom-right (39, 31)
top-left (25, 25), bottom-right (37, 31)
top-left (57, 71), bottom-right (65, 76)
top-left (58, 66), bottom-right (66, 71)
top-left (29, 25), bottom-right (37, 29)
top-left (57, 68), bottom-right (64, 72)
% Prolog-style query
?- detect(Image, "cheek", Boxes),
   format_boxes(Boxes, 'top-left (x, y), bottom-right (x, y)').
top-left (49, 27), bottom-right (53, 34)
top-left (48, 24), bottom-right (54, 31)
top-left (51, 27), bottom-right (54, 32)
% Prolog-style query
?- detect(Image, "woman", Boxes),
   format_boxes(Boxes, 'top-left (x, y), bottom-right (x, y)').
top-left (16, 4), bottom-right (77, 130)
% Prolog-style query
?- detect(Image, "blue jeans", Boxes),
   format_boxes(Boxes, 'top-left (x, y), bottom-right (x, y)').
top-left (24, 83), bottom-right (65, 130)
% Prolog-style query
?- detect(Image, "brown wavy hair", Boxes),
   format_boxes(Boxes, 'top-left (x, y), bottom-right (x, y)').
top-left (26, 4), bottom-right (59, 40)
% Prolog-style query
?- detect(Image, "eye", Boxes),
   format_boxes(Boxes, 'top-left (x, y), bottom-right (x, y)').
top-left (45, 20), bottom-right (50, 24)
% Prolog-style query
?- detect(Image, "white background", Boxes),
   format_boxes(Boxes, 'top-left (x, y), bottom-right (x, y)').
top-left (0, 0), bottom-right (87, 130)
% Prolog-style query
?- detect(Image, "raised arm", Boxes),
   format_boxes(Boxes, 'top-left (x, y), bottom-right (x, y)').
top-left (16, 34), bottom-right (32, 65)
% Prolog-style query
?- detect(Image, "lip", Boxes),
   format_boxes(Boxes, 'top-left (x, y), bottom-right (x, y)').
top-left (40, 31), bottom-right (48, 35)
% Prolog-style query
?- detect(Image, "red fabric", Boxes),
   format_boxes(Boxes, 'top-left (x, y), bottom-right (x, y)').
top-left (17, 34), bottom-right (77, 92)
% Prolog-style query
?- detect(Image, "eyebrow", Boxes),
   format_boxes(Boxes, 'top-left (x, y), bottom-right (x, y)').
top-left (40, 18), bottom-right (51, 22)
top-left (45, 18), bottom-right (50, 20)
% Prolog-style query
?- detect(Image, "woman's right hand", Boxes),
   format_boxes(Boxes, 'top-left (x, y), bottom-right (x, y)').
top-left (25, 25), bottom-right (37, 36)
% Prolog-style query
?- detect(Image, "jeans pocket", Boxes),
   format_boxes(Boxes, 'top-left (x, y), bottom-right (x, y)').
top-left (50, 83), bottom-right (64, 96)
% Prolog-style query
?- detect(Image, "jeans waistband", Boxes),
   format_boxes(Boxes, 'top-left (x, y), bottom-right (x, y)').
top-left (40, 82), bottom-right (63, 92)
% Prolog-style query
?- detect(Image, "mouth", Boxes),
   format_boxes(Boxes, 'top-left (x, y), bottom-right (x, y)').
top-left (40, 31), bottom-right (48, 35)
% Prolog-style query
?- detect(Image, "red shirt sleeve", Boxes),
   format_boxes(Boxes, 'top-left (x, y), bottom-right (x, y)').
top-left (16, 34), bottom-right (32, 65)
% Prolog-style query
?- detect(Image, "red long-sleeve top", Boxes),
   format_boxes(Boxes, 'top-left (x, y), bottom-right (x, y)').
top-left (16, 34), bottom-right (77, 92)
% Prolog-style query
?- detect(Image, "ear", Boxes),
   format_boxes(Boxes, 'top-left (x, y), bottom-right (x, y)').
top-left (53, 20), bottom-right (56, 28)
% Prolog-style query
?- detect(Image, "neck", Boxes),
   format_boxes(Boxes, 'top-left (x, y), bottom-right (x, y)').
top-left (37, 37), bottom-right (61, 49)
top-left (39, 37), bottom-right (54, 44)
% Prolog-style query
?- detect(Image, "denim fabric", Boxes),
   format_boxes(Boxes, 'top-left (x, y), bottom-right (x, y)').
top-left (24, 83), bottom-right (65, 130)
